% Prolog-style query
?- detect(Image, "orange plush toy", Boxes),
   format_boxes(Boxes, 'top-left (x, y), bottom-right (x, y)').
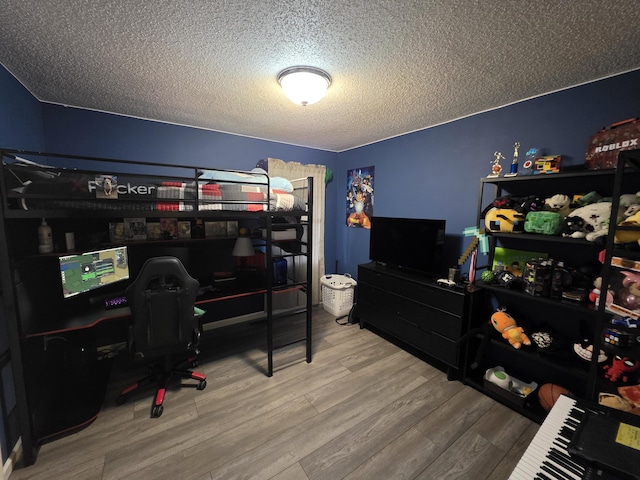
top-left (491, 307), bottom-right (531, 349)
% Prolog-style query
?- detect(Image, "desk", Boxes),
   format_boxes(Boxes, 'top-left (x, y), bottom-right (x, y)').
top-left (23, 280), bottom-right (307, 444)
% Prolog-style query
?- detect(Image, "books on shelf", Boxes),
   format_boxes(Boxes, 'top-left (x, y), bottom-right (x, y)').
top-left (178, 221), bottom-right (191, 239)
top-left (124, 218), bottom-right (147, 240)
top-left (146, 222), bottom-right (162, 240)
top-left (160, 217), bottom-right (178, 239)
top-left (109, 222), bottom-right (125, 243)
top-left (205, 221), bottom-right (227, 238)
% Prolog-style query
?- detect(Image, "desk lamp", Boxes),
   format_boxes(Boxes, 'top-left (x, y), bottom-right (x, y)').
top-left (232, 228), bottom-right (255, 272)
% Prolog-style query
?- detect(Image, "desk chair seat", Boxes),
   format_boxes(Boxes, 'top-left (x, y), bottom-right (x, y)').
top-left (116, 256), bottom-right (206, 418)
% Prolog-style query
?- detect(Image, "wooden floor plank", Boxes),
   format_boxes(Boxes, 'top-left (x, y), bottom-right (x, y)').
top-left (208, 369), bottom-right (429, 480)
top-left (415, 430), bottom-right (499, 480)
top-left (300, 375), bottom-right (458, 480)
top-left (8, 307), bottom-right (538, 480)
top-left (340, 426), bottom-right (440, 480)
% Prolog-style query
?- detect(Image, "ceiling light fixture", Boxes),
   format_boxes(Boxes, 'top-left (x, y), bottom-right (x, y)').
top-left (277, 66), bottom-right (331, 106)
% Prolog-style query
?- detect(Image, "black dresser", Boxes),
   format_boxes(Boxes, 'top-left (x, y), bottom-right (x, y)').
top-left (357, 262), bottom-right (479, 378)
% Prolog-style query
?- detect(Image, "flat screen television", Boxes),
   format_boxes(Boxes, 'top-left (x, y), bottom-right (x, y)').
top-left (59, 245), bottom-right (130, 299)
top-left (369, 216), bottom-right (446, 277)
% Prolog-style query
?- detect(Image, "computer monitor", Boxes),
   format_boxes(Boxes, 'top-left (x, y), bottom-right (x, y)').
top-left (59, 246), bottom-right (130, 299)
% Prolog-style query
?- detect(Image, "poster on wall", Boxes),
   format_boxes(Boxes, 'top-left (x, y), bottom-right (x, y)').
top-left (346, 166), bottom-right (374, 229)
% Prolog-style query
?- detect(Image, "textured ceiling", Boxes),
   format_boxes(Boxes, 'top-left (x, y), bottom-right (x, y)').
top-left (1, 1), bottom-right (640, 152)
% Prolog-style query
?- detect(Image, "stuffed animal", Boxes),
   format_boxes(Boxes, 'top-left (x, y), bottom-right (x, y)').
top-left (574, 190), bottom-right (602, 207)
top-left (484, 208), bottom-right (526, 233)
top-left (603, 356), bottom-right (640, 383)
top-left (519, 195), bottom-right (545, 214)
top-left (561, 202), bottom-right (611, 241)
top-left (544, 193), bottom-right (572, 217)
top-left (490, 308), bottom-right (531, 349)
top-left (588, 193), bottom-right (639, 223)
top-left (481, 195), bottom-right (536, 218)
top-left (612, 193), bottom-right (640, 223)
top-left (615, 210), bottom-right (640, 245)
top-left (616, 271), bottom-right (640, 310)
top-left (619, 192), bottom-right (640, 208)
top-left (589, 276), bottom-right (614, 306)
top-left (623, 204), bottom-right (640, 218)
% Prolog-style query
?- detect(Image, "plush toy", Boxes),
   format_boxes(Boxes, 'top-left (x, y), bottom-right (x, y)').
top-left (519, 195), bottom-right (545, 214)
top-left (603, 356), bottom-right (640, 383)
top-left (574, 190), bottom-right (602, 207)
top-left (490, 308), bottom-right (531, 349)
top-left (484, 208), bottom-right (526, 233)
top-left (611, 193), bottom-right (640, 223)
top-left (615, 210), bottom-right (640, 245)
top-left (544, 193), bottom-right (572, 217)
top-left (615, 271), bottom-right (640, 310)
top-left (589, 276), bottom-right (614, 306)
top-left (573, 338), bottom-right (608, 363)
top-left (561, 202), bottom-right (611, 241)
top-left (619, 192), bottom-right (640, 208)
top-left (587, 193), bottom-right (639, 223)
top-left (623, 204), bottom-right (640, 219)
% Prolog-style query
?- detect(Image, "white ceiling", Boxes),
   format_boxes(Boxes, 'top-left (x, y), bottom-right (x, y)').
top-left (1, 1), bottom-right (639, 152)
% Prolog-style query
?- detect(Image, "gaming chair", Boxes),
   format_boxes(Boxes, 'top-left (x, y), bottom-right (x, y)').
top-left (116, 256), bottom-right (206, 418)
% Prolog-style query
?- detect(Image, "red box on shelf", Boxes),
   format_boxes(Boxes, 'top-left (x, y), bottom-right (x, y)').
top-left (585, 118), bottom-right (640, 170)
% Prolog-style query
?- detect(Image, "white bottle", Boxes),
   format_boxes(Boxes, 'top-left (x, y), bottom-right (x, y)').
top-left (38, 218), bottom-right (53, 253)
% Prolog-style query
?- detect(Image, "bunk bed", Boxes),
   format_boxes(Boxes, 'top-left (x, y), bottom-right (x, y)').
top-left (0, 149), bottom-right (313, 465)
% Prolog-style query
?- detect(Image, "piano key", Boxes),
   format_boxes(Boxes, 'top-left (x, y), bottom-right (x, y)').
top-left (510, 395), bottom-right (587, 479)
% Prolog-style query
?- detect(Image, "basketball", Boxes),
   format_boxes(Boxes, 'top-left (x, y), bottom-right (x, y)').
top-left (538, 383), bottom-right (571, 411)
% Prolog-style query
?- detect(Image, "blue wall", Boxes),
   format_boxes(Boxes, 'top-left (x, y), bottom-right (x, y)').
top-left (0, 67), bottom-right (45, 149)
top-left (335, 69), bottom-right (640, 277)
top-left (0, 65), bottom-right (46, 465)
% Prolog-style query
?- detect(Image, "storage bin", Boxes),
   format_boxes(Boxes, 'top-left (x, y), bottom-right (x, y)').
top-left (320, 273), bottom-right (357, 317)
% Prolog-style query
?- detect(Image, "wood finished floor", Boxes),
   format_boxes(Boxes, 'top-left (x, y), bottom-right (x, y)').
top-left (10, 307), bottom-right (539, 480)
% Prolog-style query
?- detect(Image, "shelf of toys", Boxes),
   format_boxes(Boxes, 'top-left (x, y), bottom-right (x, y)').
top-left (464, 146), bottom-right (640, 422)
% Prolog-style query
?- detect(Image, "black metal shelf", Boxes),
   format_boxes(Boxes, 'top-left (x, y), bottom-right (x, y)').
top-left (467, 148), bottom-right (640, 419)
top-left (489, 232), bottom-right (602, 246)
top-left (477, 282), bottom-right (600, 315)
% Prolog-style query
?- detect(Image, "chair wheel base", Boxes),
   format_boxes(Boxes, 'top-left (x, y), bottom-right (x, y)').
top-left (116, 394), bottom-right (128, 405)
top-left (197, 379), bottom-right (207, 390)
top-left (151, 405), bottom-right (163, 418)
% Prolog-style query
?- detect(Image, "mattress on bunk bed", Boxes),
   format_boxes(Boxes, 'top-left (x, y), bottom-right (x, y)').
top-left (5, 163), bottom-right (306, 212)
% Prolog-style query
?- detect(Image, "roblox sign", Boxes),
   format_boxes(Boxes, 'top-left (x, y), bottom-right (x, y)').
top-left (586, 119), bottom-right (640, 170)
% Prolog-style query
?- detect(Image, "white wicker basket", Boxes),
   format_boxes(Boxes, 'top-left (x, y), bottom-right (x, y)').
top-left (320, 273), bottom-right (357, 317)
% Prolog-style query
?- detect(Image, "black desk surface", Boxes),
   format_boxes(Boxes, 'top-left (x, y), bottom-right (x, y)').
top-left (25, 279), bottom-right (271, 338)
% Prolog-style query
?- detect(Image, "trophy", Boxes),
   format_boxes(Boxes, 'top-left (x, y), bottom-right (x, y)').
top-left (504, 142), bottom-right (520, 177)
top-left (488, 151), bottom-right (505, 178)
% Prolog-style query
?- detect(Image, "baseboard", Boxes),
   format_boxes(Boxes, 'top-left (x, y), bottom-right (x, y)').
top-left (2, 437), bottom-right (22, 480)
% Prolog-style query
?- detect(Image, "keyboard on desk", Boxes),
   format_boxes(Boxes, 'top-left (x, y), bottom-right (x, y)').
top-left (510, 395), bottom-right (634, 480)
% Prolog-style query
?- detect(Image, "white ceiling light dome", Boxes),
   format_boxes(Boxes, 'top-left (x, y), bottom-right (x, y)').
top-left (277, 66), bottom-right (331, 106)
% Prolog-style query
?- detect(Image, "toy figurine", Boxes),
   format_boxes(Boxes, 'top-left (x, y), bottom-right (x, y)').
top-left (603, 356), bottom-right (640, 383)
top-left (488, 151), bottom-right (504, 178)
top-left (521, 148), bottom-right (540, 175)
top-left (490, 307), bottom-right (531, 349)
top-left (504, 142), bottom-right (520, 177)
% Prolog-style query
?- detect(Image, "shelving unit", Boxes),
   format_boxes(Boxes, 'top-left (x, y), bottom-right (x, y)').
top-left (0, 149), bottom-right (313, 464)
top-left (464, 149), bottom-right (640, 423)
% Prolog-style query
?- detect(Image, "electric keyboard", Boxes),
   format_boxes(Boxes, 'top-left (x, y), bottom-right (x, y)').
top-left (510, 395), bottom-right (633, 480)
